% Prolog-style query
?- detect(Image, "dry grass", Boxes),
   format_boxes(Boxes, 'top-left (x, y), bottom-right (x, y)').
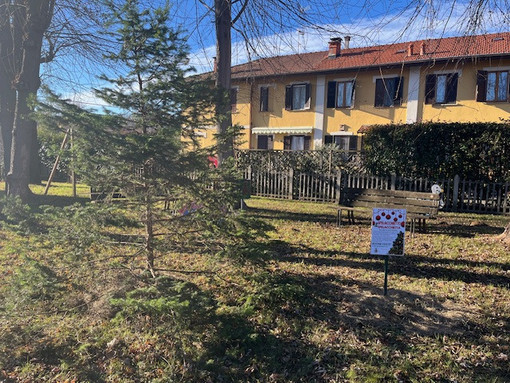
top-left (0, 191), bottom-right (509, 382)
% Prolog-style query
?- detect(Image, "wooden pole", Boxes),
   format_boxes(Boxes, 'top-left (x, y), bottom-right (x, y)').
top-left (43, 128), bottom-right (70, 195)
top-left (70, 128), bottom-right (76, 197)
top-left (383, 255), bottom-right (389, 296)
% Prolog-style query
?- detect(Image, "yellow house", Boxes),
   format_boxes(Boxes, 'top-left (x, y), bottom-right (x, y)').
top-left (202, 32), bottom-right (510, 151)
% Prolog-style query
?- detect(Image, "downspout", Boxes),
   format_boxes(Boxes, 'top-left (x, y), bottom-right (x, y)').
top-left (249, 79), bottom-right (254, 149)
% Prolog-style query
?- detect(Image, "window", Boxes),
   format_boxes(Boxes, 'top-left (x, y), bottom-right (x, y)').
top-left (230, 88), bottom-right (238, 113)
top-left (327, 80), bottom-right (355, 108)
top-left (374, 77), bottom-right (404, 107)
top-left (257, 135), bottom-right (273, 150)
top-left (477, 70), bottom-right (509, 102)
top-left (324, 135), bottom-right (358, 151)
top-left (260, 86), bottom-right (269, 112)
top-left (283, 135), bottom-right (311, 150)
top-left (425, 73), bottom-right (458, 104)
top-left (285, 83), bottom-right (311, 110)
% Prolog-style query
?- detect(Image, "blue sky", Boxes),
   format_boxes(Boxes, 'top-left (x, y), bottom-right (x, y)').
top-left (44, 0), bottom-right (508, 108)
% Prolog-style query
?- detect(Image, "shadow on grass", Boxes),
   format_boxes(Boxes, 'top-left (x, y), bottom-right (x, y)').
top-left (428, 221), bottom-right (505, 236)
top-left (232, 268), bottom-right (509, 381)
top-left (273, 244), bottom-right (510, 288)
top-left (0, 190), bottom-right (90, 209)
top-left (248, 206), bottom-right (337, 225)
top-left (30, 194), bottom-right (90, 209)
top-left (250, 206), bottom-right (506, 238)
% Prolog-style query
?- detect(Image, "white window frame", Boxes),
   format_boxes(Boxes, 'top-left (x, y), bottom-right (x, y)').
top-left (336, 80), bottom-right (354, 108)
top-left (486, 70), bottom-right (509, 102)
top-left (286, 82), bottom-right (311, 111)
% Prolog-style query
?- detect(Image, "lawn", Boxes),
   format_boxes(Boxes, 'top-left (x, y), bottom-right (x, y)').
top-left (0, 189), bottom-right (508, 382)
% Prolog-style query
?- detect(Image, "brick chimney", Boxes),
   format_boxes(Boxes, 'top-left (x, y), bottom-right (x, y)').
top-left (213, 57), bottom-right (217, 73)
top-left (420, 42), bottom-right (426, 55)
top-left (328, 37), bottom-right (342, 58)
top-left (344, 36), bottom-right (351, 49)
top-left (407, 43), bottom-right (414, 56)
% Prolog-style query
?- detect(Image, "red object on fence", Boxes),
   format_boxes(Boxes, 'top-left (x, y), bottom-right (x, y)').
top-left (208, 156), bottom-right (218, 168)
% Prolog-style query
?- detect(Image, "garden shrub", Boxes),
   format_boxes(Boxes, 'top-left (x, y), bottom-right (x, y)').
top-left (363, 122), bottom-right (510, 182)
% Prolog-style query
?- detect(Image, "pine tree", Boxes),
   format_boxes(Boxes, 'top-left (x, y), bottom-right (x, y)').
top-left (37, 0), bottom-right (250, 277)
top-left (388, 232), bottom-right (404, 255)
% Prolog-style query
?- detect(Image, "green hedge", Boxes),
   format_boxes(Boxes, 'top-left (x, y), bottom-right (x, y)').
top-left (363, 122), bottom-right (510, 182)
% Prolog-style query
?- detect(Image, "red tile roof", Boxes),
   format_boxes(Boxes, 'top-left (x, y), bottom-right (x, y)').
top-left (231, 32), bottom-right (510, 80)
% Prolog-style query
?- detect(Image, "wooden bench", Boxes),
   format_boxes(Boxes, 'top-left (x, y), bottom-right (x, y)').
top-left (337, 188), bottom-right (440, 233)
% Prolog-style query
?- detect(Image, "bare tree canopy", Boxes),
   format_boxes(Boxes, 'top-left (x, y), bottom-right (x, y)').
top-left (0, 0), bottom-right (109, 200)
top-left (185, 0), bottom-right (510, 72)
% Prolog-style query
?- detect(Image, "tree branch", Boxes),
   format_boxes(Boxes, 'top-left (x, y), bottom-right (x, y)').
top-left (231, 0), bottom-right (248, 25)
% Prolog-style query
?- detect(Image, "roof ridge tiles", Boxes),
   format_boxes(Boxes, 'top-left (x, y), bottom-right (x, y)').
top-left (229, 32), bottom-right (510, 79)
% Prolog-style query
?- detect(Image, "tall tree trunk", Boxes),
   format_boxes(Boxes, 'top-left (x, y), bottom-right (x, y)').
top-left (29, 129), bottom-right (41, 184)
top-left (6, 0), bottom-right (54, 200)
top-left (215, 0), bottom-right (233, 166)
top-left (0, 0), bottom-right (19, 178)
top-left (0, 58), bottom-right (15, 179)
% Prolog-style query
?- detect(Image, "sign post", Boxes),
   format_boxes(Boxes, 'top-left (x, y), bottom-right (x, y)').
top-left (370, 208), bottom-right (406, 295)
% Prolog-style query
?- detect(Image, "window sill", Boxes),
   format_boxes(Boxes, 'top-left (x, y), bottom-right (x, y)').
top-left (430, 102), bottom-right (460, 107)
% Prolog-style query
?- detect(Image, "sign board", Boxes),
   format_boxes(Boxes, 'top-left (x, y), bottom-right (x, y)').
top-left (370, 208), bottom-right (406, 256)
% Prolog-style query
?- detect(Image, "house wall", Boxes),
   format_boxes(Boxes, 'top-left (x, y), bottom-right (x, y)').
top-left (421, 58), bottom-right (510, 122)
top-left (248, 76), bottom-right (317, 150)
top-left (232, 81), bottom-right (252, 149)
top-left (323, 68), bottom-right (409, 140)
top-left (194, 81), bottom-right (252, 150)
top-left (197, 56), bottom-right (510, 152)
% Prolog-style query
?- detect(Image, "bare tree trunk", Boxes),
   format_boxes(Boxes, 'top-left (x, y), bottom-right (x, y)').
top-left (0, 0), bottom-right (20, 178)
top-left (6, 0), bottom-right (55, 200)
top-left (215, 0), bottom-right (233, 166)
top-left (144, 173), bottom-right (156, 278)
top-left (29, 129), bottom-right (41, 184)
top-left (0, 60), bottom-right (15, 179)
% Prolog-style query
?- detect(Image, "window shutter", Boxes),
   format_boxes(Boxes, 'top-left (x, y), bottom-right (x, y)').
top-left (284, 136), bottom-right (291, 150)
top-left (508, 71), bottom-right (510, 102)
top-left (348, 136), bottom-right (358, 151)
top-left (260, 87), bottom-right (269, 112)
top-left (394, 77), bottom-right (404, 106)
top-left (304, 83), bottom-right (311, 109)
top-left (350, 80), bottom-right (356, 107)
top-left (476, 70), bottom-right (488, 102)
top-left (374, 78), bottom-right (385, 107)
top-left (304, 136), bottom-right (311, 150)
top-left (257, 135), bottom-right (268, 150)
top-left (285, 85), bottom-right (292, 110)
top-left (425, 74), bottom-right (436, 104)
top-left (446, 73), bottom-right (458, 104)
top-left (327, 81), bottom-right (337, 108)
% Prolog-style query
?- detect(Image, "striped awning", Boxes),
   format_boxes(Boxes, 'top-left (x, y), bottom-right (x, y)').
top-left (252, 126), bottom-right (313, 135)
